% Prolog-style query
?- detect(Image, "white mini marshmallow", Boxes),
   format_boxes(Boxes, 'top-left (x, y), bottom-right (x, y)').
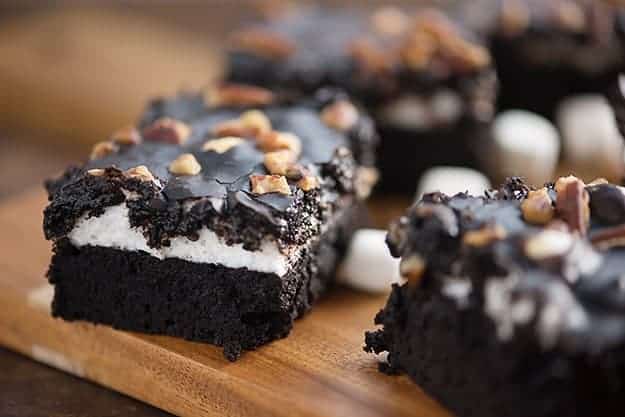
top-left (337, 229), bottom-right (402, 294)
top-left (416, 166), bottom-right (491, 200)
top-left (490, 110), bottom-right (561, 187)
top-left (557, 95), bottom-right (625, 180)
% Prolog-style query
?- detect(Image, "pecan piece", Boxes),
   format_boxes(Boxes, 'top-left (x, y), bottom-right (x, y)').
top-left (463, 224), bottom-right (507, 247)
top-left (521, 188), bottom-right (555, 225)
top-left (250, 174), bottom-right (291, 195)
top-left (124, 165), bottom-right (156, 182)
top-left (168, 154), bottom-right (202, 176)
top-left (555, 176), bottom-right (590, 236)
top-left (263, 150), bottom-right (296, 175)
top-left (89, 141), bottom-right (118, 160)
top-left (202, 137), bottom-right (244, 154)
top-left (297, 175), bottom-right (319, 192)
top-left (142, 117), bottom-right (191, 145)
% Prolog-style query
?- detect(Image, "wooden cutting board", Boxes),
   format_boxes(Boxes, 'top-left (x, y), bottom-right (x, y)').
top-left (0, 189), bottom-right (450, 417)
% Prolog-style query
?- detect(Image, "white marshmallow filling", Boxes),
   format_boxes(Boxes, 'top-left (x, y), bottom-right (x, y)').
top-left (67, 204), bottom-right (299, 276)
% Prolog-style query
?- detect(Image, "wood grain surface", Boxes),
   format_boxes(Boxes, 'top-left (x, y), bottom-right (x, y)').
top-left (0, 189), bottom-right (447, 417)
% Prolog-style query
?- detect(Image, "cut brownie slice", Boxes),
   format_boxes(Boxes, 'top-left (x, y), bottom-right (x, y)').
top-left (44, 85), bottom-right (378, 360)
top-left (366, 176), bottom-right (625, 416)
top-left (490, 0), bottom-right (625, 118)
top-left (227, 5), bottom-right (497, 193)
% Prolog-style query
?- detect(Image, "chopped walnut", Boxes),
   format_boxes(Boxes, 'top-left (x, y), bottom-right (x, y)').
top-left (555, 0), bottom-right (587, 33)
top-left (348, 39), bottom-right (394, 74)
top-left (142, 117), bottom-right (191, 145)
top-left (370, 6), bottom-right (410, 37)
top-left (87, 168), bottom-right (106, 177)
top-left (555, 175), bottom-right (590, 236)
top-left (205, 84), bottom-right (274, 107)
top-left (321, 100), bottom-right (359, 132)
top-left (124, 165), bottom-right (156, 182)
top-left (110, 125), bottom-right (142, 146)
top-left (588, 177), bottom-right (609, 186)
top-left (168, 154), bottom-right (202, 176)
top-left (231, 29), bottom-right (296, 59)
top-left (250, 174), bottom-right (291, 195)
top-left (89, 141), bottom-right (119, 160)
top-left (239, 110), bottom-right (272, 135)
top-left (521, 188), bottom-right (555, 225)
top-left (263, 150), bottom-right (296, 175)
top-left (202, 137), bottom-right (244, 154)
top-left (297, 175), bottom-right (320, 192)
top-left (463, 224), bottom-right (507, 247)
top-left (499, 0), bottom-right (530, 36)
top-left (257, 130), bottom-right (302, 155)
top-left (400, 254), bottom-right (427, 284)
top-left (399, 31), bottom-right (437, 70)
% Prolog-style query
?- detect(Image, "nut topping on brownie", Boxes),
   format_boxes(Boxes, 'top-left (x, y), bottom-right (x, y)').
top-left (44, 85), bottom-right (378, 361)
top-left (366, 175), bottom-right (625, 416)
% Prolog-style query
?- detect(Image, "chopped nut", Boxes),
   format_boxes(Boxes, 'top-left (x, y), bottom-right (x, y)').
top-left (321, 100), bottom-right (359, 132)
top-left (231, 29), bottom-right (296, 59)
top-left (525, 230), bottom-right (574, 260)
top-left (588, 177), bottom-right (609, 186)
top-left (110, 125), bottom-right (142, 145)
top-left (441, 37), bottom-right (491, 70)
top-left (142, 117), bottom-right (191, 145)
top-left (263, 150), bottom-right (296, 175)
top-left (168, 154), bottom-right (202, 176)
top-left (205, 84), bottom-right (274, 107)
top-left (240, 110), bottom-right (272, 135)
top-left (348, 38), bottom-right (394, 74)
top-left (250, 174), bottom-right (291, 195)
top-left (399, 31), bottom-right (437, 70)
top-left (257, 131), bottom-right (302, 155)
top-left (354, 167), bottom-right (379, 199)
top-left (590, 224), bottom-right (625, 250)
top-left (399, 254), bottom-right (427, 284)
top-left (555, 176), bottom-right (590, 236)
top-left (212, 119), bottom-right (255, 138)
top-left (521, 188), bottom-right (555, 225)
top-left (124, 165), bottom-right (156, 182)
top-left (370, 6), bottom-right (410, 37)
top-left (87, 168), bottom-right (106, 176)
top-left (297, 175), bottom-right (319, 192)
top-left (463, 224), bottom-right (507, 247)
top-left (499, 0), bottom-right (530, 36)
top-left (202, 137), bottom-right (244, 154)
top-left (90, 141), bottom-right (119, 160)
top-left (555, 1), bottom-right (587, 33)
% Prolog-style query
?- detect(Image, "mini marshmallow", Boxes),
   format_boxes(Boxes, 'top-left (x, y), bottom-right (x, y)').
top-left (491, 110), bottom-right (560, 187)
top-left (416, 166), bottom-right (492, 200)
top-left (557, 95), bottom-right (625, 181)
top-left (337, 229), bottom-right (402, 294)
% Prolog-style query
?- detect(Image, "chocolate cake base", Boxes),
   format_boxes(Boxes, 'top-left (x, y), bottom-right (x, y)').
top-left (365, 282), bottom-right (625, 417)
top-left (375, 122), bottom-right (485, 194)
top-left (48, 204), bottom-right (364, 361)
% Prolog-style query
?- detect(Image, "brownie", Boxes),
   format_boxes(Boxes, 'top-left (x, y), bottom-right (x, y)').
top-left (366, 176), bottom-right (625, 416)
top-left (44, 85), bottom-right (378, 360)
top-left (226, 6), bottom-right (497, 193)
top-left (490, 0), bottom-right (625, 119)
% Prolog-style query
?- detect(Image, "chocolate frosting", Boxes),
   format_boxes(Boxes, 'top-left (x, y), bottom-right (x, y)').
top-left (44, 89), bottom-right (378, 250)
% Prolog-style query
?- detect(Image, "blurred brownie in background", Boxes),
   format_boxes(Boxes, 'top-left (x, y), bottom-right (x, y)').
top-left (491, 0), bottom-right (625, 118)
top-left (227, 6), bottom-right (497, 194)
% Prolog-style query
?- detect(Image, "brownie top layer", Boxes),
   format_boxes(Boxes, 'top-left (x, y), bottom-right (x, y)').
top-left (492, 0), bottom-right (625, 71)
top-left (387, 176), bottom-right (625, 354)
top-left (227, 6), bottom-right (496, 125)
top-left (44, 85), bottom-right (378, 251)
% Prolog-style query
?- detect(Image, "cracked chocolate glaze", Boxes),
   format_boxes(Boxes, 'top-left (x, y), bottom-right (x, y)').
top-left (227, 7), bottom-right (497, 125)
top-left (381, 177), bottom-right (625, 354)
top-left (44, 89), bottom-right (378, 251)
